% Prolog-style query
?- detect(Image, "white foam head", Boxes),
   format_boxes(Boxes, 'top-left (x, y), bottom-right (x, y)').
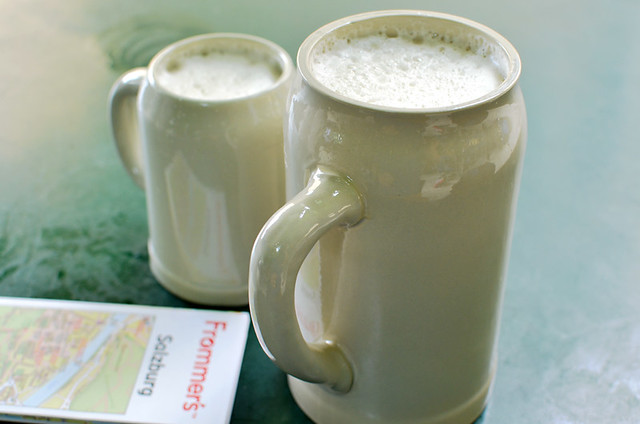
top-left (310, 26), bottom-right (505, 109)
top-left (156, 46), bottom-right (280, 101)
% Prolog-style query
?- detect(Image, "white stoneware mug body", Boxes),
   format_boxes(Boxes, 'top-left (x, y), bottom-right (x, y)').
top-left (109, 33), bottom-right (293, 305)
top-left (249, 11), bottom-right (526, 423)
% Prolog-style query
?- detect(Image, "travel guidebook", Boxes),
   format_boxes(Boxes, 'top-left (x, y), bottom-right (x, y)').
top-left (0, 297), bottom-right (250, 424)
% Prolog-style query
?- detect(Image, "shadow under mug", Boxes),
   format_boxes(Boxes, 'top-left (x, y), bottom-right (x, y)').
top-left (109, 33), bottom-right (293, 305)
top-left (249, 10), bottom-right (527, 423)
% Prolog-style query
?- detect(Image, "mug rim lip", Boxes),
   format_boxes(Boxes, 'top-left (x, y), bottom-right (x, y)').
top-left (147, 32), bottom-right (294, 104)
top-left (297, 9), bottom-right (522, 114)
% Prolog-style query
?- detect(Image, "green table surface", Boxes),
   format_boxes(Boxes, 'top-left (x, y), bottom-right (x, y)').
top-left (1, 0), bottom-right (639, 422)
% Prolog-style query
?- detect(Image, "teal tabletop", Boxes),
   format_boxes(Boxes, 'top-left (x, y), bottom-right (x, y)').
top-left (1, 0), bottom-right (639, 423)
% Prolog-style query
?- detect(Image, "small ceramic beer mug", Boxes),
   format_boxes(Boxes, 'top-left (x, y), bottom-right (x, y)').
top-left (249, 10), bottom-right (526, 423)
top-left (109, 33), bottom-right (293, 305)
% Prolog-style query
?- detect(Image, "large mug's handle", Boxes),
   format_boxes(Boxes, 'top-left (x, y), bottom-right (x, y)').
top-left (108, 68), bottom-right (147, 189)
top-left (249, 166), bottom-right (365, 392)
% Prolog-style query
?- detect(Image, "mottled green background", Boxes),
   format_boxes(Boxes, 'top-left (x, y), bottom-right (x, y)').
top-left (1, 0), bottom-right (639, 422)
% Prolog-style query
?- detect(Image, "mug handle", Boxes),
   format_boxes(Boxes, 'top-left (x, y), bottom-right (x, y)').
top-left (108, 68), bottom-right (147, 189)
top-left (249, 166), bottom-right (365, 392)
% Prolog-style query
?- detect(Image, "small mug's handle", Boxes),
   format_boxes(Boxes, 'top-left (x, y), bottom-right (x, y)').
top-left (249, 166), bottom-right (365, 392)
top-left (108, 68), bottom-right (147, 189)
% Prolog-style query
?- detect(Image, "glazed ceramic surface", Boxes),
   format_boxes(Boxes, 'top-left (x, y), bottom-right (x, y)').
top-left (249, 11), bottom-right (526, 423)
top-left (110, 33), bottom-right (293, 305)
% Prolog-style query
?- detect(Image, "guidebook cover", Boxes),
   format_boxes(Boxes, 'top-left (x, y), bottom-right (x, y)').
top-left (0, 297), bottom-right (250, 424)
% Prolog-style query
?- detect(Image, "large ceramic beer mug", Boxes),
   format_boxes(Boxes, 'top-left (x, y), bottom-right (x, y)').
top-left (109, 34), bottom-right (293, 306)
top-left (249, 10), bottom-right (526, 423)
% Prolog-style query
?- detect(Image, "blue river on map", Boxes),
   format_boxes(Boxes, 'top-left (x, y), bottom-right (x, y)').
top-left (22, 313), bottom-right (129, 407)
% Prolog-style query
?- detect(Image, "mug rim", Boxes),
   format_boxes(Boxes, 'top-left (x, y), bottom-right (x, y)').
top-left (297, 10), bottom-right (522, 114)
top-left (147, 32), bottom-right (294, 104)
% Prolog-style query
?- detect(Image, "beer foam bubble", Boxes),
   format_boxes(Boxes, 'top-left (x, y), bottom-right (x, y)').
top-left (156, 48), bottom-right (280, 101)
top-left (310, 28), bottom-right (504, 109)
